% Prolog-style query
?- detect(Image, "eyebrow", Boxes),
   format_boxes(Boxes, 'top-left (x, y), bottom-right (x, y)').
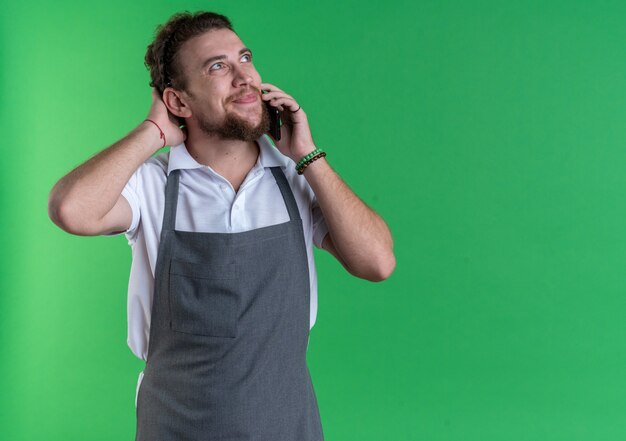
top-left (200, 48), bottom-right (252, 70)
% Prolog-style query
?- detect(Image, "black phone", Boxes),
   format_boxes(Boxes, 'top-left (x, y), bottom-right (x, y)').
top-left (263, 92), bottom-right (281, 141)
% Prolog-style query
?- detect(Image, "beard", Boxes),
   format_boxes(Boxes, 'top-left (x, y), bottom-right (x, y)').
top-left (196, 101), bottom-right (270, 142)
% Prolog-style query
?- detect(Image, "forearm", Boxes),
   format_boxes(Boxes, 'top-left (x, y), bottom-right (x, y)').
top-left (48, 122), bottom-right (161, 229)
top-left (259, 83), bottom-right (394, 279)
top-left (301, 156), bottom-right (395, 280)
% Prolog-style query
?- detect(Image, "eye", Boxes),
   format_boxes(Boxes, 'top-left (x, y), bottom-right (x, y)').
top-left (241, 53), bottom-right (252, 62)
top-left (210, 62), bottom-right (225, 71)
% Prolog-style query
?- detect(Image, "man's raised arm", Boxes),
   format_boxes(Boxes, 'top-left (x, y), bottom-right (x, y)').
top-left (259, 82), bottom-right (396, 282)
top-left (48, 89), bottom-right (185, 236)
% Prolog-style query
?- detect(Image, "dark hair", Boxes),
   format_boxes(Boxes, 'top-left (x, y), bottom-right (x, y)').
top-left (144, 11), bottom-right (234, 94)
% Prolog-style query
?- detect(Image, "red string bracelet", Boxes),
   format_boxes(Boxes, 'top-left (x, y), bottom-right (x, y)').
top-left (144, 119), bottom-right (166, 147)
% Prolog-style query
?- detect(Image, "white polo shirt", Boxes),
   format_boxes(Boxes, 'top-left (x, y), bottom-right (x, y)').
top-left (107, 134), bottom-right (329, 367)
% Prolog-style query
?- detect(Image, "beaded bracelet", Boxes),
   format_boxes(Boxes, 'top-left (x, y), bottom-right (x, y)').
top-left (295, 148), bottom-right (324, 170)
top-left (297, 151), bottom-right (327, 175)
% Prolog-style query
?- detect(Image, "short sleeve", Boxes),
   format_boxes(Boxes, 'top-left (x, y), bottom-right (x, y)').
top-left (102, 169), bottom-right (141, 244)
top-left (311, 193), bottom-right (329, 249)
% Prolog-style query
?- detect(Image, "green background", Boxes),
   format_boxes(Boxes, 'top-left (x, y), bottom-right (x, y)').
top-left (2, 0), bottom-right (626, 439)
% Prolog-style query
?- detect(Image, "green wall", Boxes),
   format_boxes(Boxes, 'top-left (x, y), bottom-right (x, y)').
top-left (2, 1), bottom-right (626, 439)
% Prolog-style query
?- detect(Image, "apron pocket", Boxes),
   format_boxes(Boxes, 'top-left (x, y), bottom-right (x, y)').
top-left (168, 259), bottom-right (239, 338)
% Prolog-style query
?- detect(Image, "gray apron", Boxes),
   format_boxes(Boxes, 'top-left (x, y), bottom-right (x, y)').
top-left (135, 166), bottom-right (324, 440)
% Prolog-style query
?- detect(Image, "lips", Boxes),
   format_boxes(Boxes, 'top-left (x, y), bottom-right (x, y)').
top-left (232, 92), bottom-right (258, 104)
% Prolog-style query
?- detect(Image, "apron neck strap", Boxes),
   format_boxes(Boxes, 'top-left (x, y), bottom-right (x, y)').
top-left (270, 167), bottom-right (302, 222)
top-left (162, 168), bottom-right (181, 232)
top-left (161, 166), bottom-right (302, 233)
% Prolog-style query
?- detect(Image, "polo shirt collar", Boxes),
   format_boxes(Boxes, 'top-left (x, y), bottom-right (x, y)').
top-left (167, 134), bottom-right (287, 175)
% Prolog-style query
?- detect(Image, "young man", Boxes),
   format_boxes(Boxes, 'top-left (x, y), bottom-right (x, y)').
top-left (48, 11), bottom-right (394, 441)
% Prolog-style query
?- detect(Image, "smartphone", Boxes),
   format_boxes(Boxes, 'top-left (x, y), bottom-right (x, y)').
top-left (262, 91), bottom-right (281, 141)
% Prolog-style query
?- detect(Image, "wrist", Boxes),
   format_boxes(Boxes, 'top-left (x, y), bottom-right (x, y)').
top-left (300, 154), bottom-right (327, 175)
top-left (291, 147), bottom-right (317, 164)
top-left (295, 148), bottom-right (327, 175)
top-left (135, 120), bottom-right (166, 151)
top-left (143, 119), bottom-right (167, 148)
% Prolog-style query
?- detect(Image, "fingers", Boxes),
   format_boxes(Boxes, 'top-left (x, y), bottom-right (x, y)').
top-left (263, 96), bottom-right (300, 112)
top-left (261, 89), bottom-right (294, 102)
top-left (261, 91), bottom-right (300, 113)
top-left (261, 82), bottom-right (280, 93)
top-left (261, 83), bottom-right (294, 104)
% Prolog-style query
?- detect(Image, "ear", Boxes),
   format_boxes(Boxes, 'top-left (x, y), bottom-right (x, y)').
top-left (162, 87), bottom-right (193, 119)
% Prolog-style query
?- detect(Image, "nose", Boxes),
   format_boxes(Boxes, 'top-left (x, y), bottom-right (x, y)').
top-left (232, 66), bottom-right (253, 87)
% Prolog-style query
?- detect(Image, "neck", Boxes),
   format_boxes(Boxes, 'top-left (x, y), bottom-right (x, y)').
top-left (185, 128), bottom-right (259, 177)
